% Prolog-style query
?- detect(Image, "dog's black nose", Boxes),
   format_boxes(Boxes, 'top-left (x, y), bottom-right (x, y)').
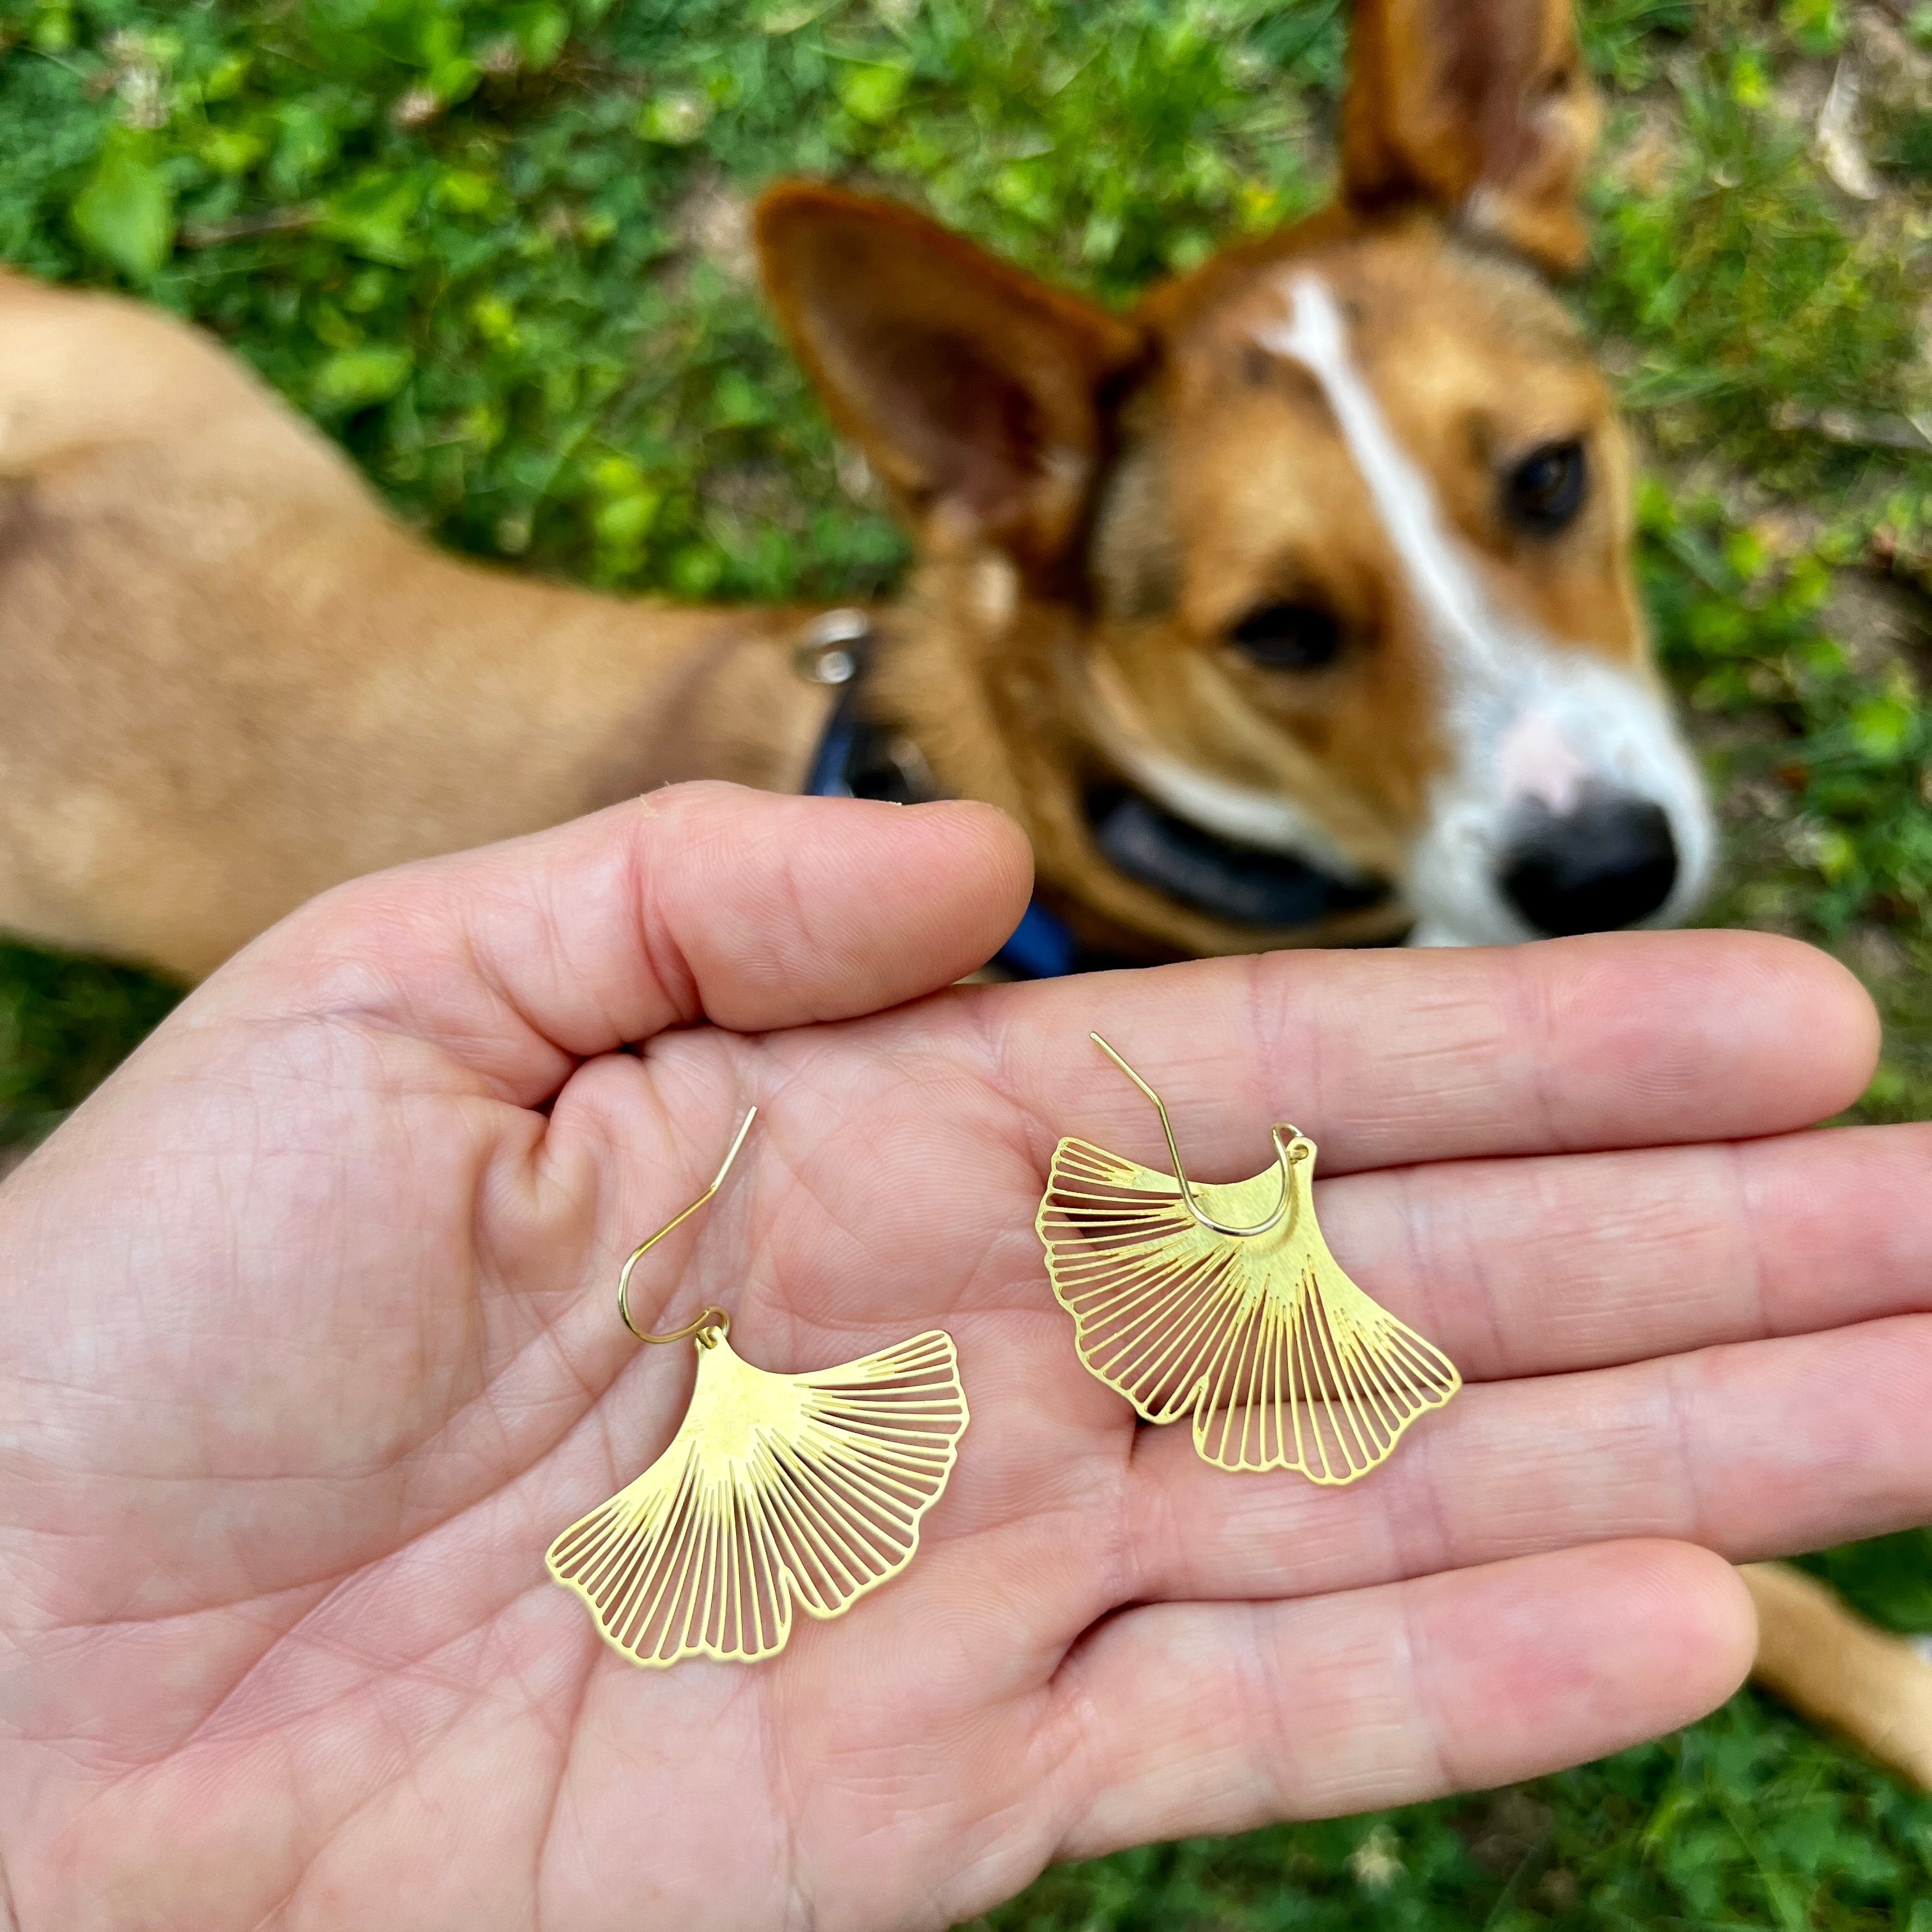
top-left (1499, 792), bottom-right (1678, 936)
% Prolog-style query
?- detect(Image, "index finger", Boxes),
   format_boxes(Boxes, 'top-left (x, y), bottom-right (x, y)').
top-left (987, 928), bottom-right (1875, 1174)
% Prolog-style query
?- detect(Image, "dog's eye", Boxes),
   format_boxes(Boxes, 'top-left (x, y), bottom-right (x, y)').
top-left (1504, 439), bottom-right (1588, 535)
top-left (1227, 601), bottom-right (1344, 671)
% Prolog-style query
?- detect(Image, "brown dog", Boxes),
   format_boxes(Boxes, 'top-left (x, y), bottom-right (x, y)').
top-left (0, 0), bottom-right (1921, 1786)
top-left (0, 0), bottom-right (1708, 983)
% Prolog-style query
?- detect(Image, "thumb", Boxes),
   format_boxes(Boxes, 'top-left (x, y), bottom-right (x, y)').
top-left (201, 782), bottom-right (1034, 1103)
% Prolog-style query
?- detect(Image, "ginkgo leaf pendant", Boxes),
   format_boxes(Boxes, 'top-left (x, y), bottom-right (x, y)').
top-left (1037, 1038), bottom-right (1459, 1482)
top-left (548, 1324), bottom-right (969, 1667)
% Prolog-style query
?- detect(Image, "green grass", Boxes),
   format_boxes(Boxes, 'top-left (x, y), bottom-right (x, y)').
top-left (2, 0), bottom-right (1930, 1922)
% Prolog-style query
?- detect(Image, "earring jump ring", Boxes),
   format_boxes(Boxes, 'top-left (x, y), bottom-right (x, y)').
top-left (626, 1303), bottom-right (730, 1348)
top-left (616, 1106), bottom-right (758, 1344)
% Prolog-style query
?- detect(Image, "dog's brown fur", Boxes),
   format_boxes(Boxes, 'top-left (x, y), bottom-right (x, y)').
top-left (0, 0), bottom-right (1922, 1783)
top-left (0, 273), bottom-right (832, 976)
top-left (1742, 1564), bottom-right (1932, 1791)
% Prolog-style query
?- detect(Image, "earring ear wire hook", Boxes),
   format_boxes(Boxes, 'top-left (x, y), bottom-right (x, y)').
top-left (618, 1105), bottom-right (758, 1346)
top-left (1089, 1034), bottom-right (1305, 1238)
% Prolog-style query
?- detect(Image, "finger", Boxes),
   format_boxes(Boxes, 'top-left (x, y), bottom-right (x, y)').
top-left (993, 928), bottom-right (1875, 1172)
top-left (1306, 1121), bottom-right (1932, 1382)
top-left (1124, 1312), bottom-right (1932, 1606)
top-left (207, 783), bottom-right (1034, 1102)
top-left (1053, 1540), bottom-right (1754, 1857)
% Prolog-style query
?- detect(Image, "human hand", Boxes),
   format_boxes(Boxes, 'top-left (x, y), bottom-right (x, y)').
top-left (2, 784), bottom-right (1926, 1931)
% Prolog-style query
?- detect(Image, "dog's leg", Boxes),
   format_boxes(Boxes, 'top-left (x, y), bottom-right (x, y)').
top-left (1742, 1561), bottom-right (1932, 1790)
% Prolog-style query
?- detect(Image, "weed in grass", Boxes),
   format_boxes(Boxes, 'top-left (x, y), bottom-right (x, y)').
top-left (1590, 66), bottom-right (1929, 497)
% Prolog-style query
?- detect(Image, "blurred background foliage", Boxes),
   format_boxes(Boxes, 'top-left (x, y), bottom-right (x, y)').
top-left (1, 0), bottom-right (1931, 1922)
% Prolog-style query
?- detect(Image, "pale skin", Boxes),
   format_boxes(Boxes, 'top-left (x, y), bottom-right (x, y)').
top-left (2, 785), bottom-right (1929, 1932)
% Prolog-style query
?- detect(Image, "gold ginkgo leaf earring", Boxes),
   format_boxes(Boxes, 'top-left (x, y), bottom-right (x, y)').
top-left (1036, 1036), bottom-right (1459, 1482)
top-left (548, 1108), bottom-right (969, 1667)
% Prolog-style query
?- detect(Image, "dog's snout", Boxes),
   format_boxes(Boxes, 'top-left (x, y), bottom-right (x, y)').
top-left (1499, 791), bottom-right (1678, 937)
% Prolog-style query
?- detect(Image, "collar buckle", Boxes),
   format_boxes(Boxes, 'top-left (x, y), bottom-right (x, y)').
top-left (792, 608), bottom-right (871, 687)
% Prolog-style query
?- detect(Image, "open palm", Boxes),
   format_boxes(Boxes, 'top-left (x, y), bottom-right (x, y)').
top-left (3, 784), bottom-right (1928, 1932)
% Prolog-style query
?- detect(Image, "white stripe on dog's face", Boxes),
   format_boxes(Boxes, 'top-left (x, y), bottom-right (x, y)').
top-left (1253, 271), bottom-right (1713, 945)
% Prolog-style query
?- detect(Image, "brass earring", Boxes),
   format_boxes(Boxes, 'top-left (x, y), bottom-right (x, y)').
top-left (1036, 1036), bottom-right (1459, 1482)
top-left (548, 1108), bottom-right (969, 1667)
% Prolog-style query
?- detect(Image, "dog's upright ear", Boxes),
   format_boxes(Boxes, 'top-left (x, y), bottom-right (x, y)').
top-left (756, 184), bottom-right (1144, 570)
top-left (1340, 0), bottom-right (1602, 273)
